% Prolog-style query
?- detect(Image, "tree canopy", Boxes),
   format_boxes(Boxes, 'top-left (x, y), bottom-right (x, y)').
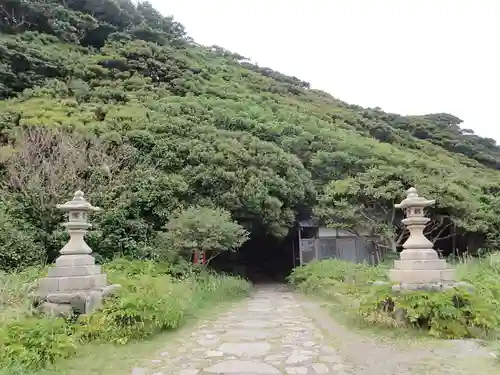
top-left (1, 0), bottom-right (499, 270)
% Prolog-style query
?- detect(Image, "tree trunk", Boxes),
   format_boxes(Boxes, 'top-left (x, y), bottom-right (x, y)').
top-left (388, 237), bottom-right (398, 253)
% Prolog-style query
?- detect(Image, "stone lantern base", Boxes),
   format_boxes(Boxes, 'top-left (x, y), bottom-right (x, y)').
top-left (389, 249), bottom-right (456, 291)
top-left (35, 255), bottom-right (121, 317)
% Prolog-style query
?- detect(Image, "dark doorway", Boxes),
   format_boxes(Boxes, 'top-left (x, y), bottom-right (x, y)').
top-left (210, 229), bottom-right (297, 284)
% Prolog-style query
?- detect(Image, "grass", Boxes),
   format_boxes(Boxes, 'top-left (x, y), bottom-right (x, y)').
top-left (0, 259), bottom-right (251, 374)
top-left (0, 266), bottom-right (44, 321)
top-left (455, 256), bottom-right (500, 360)
top-left (1, 333), bottom-right (180, 375)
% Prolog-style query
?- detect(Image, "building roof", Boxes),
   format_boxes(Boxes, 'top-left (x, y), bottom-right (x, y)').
top-left (298, 218), bottom-right (317, 228)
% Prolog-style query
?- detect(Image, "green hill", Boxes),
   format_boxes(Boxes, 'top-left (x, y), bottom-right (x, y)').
top-left (1, 0), bottom-right (499, 270)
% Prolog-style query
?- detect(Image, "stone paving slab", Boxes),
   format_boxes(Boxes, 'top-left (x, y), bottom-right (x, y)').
top-left (132, 285), bottom-right (347, 375)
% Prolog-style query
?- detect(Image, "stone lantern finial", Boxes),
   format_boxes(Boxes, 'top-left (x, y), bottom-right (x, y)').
top-left (389, 186), bottom-right (455, 291)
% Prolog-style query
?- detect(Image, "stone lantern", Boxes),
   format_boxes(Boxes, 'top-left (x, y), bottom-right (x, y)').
top-left (36, 191), bottom-right (120, 316)
top-left (389, 187), bottom-right (455, 291)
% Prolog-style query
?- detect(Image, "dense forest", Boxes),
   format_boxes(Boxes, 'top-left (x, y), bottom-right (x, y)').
top-left (1, 0), bottom-right (500, 271)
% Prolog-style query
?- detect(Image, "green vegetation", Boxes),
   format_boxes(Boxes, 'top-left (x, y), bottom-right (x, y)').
top-left (289, 258), bottom-right (500, 341)
top-left (0, 259), bottom-right (250, 372)
top-left (155, 206), bottom-right (250, 263)
top-left (1, 1), bottom-right (500, 270)
top-left (1, 0), bottom-right (500, 369)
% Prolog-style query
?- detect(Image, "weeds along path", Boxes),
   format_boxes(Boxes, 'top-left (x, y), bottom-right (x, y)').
top-left (131, 285), bottom-right (496, 375)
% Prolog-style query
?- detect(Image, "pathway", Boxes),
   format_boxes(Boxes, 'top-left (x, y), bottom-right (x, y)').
top-left (132, 285), bottom-right (496, 375)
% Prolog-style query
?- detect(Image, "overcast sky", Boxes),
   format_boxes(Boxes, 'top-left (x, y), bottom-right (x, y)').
top-left (151, 0), bottom-right (500, 141)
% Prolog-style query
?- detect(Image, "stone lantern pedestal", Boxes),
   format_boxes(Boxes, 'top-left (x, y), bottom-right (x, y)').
top-left (36, 191), bottom-right (120, 316)
top-left (389, 187), bottom-right (455, 291)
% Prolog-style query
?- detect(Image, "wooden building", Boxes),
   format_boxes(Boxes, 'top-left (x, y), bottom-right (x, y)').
top-left (296, 219), bottom-right (377, 265)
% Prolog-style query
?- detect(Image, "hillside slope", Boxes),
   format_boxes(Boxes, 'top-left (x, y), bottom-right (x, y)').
top-left (1, 0), bottom-right (499, 270)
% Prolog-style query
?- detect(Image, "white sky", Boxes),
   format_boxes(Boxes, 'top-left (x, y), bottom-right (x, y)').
top-left (151, 0), bottom-right (500, 142)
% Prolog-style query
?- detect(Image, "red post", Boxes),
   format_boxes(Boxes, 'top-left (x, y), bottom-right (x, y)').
top-left (193, 250), bottom-right (206, 265)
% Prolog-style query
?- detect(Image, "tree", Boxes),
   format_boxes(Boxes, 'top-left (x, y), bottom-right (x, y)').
top-left (315, 164), bottom-right (487, 256)
top-left (155, 206), bottom-right (249, 264)
top-left (315, 165), bottom-right (410, 254)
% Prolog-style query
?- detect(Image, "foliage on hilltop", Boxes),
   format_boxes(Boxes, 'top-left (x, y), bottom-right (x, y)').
top-left (1, 0), bottom-right (500, 270)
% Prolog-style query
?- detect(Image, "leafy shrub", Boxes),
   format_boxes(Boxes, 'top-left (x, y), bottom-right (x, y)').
top-left (0, 317), bottom-right (79, 370)
top-left (359, 285), bottom-right (499, 338)
top-left (0, 208), bottom-right (45, 271)
top-left (78, 259), bottom-right (249, 344)
top-left (456, 256), bottom-right (500, 312)
top-left (103, 257), bottom-right (176, 277)
top-left (104, 256), bottom-right (197, 278)
top-left (78, 274), bottom-right (190, 344)
top-left (288, 259), bottom-right (388, 293)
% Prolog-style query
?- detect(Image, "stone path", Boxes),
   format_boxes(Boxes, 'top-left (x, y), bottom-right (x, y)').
top-left (132, 285), bottom-right (496, 375)
top-left (133, 285), bottom-right (348, 375)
